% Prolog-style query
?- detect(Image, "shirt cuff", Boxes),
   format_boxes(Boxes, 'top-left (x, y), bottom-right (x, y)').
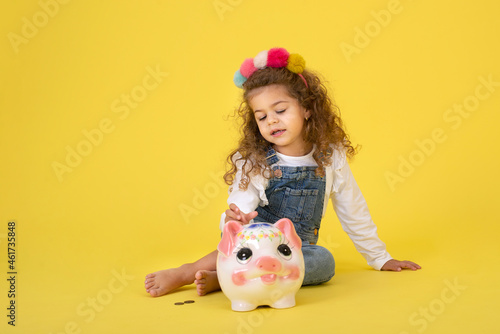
top-left (219, 213), bottom-right (226, 231)
top-left (369, 253), bottom-right (393, 271)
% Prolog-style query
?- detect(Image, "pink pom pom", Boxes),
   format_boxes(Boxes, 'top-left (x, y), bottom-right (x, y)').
top-left (240, 58), bottom-right (258, 78)
top-left (267, 48), bottom-right (289, 68)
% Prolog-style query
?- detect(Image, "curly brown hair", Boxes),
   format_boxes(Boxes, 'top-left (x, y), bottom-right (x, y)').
top-left (224, 67), bottom-right (358, 190)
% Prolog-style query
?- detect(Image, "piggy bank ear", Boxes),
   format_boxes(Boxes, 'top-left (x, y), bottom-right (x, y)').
top-left (218, 221), bottom-right (243, 257)
top-left (275, 218), bottom-right (302, 249)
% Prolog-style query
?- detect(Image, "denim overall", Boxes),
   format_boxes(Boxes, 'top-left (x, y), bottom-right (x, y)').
top-left (253, 147), bottom-right (335, 285)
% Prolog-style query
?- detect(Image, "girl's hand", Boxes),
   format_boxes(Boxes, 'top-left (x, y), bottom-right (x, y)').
top-left (381, 259), bottom-right (421, 272)
top-left (224, 203), bottom-right (258, 225)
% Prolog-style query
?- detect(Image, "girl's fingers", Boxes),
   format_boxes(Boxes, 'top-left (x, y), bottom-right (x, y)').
top-left (225, 209), bottom-right (241, 221)
top-left (229, 203), bottom-right (240, 214)
top-left (382, 259), bottom-right (421, 271)
top-left (402, 261), bottom-right (421, 270)
top-left (227, 204), bottom-right (258, 224)
top-left (246, 211), bottom-right (258, 221)
top-left (388, 260), bottom-right (421, 271)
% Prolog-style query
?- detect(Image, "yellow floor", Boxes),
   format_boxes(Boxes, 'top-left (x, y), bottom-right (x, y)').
top-left (2, 224), bottom-right (498, 334)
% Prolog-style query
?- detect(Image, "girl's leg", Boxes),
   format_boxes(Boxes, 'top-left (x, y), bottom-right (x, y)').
top-left (145, 249), bottom-right (219, 297)
top-left (301, 244), bottom-right (335, 286)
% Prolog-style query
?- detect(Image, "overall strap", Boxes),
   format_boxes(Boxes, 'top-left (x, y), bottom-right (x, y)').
top-left (264, 146), bottom-right (279, 165)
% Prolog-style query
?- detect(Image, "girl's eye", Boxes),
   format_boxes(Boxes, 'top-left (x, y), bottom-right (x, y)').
top-left (256, 109), bottom-right (285, 121)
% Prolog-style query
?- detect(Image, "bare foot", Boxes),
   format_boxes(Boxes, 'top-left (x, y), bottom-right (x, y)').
top-left (194, 270), bottom-right (220, 296)
top-left (145, 265), bottom-right (193, 297)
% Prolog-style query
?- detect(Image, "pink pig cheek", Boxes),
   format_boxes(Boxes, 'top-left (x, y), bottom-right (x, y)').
top-left (282, 265), bottom-right (301, 281)
top-left (232, 269), bottom-right (248, 286)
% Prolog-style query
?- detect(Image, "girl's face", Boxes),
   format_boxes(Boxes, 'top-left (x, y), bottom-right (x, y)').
top-left (248, 84), bottom-right (311, 156)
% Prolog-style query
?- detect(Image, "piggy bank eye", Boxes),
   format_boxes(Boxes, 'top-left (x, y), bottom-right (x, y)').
top-left (236, 247), bottom-right (253, 264)
top-left (277, 244), bottom-right (292, 260)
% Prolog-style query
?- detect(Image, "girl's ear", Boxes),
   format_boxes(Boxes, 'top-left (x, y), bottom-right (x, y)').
top-left (304, 109), bottom-right (311, 120)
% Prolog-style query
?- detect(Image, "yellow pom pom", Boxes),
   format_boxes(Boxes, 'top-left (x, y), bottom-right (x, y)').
top-left (286, 53), bottom-right (306, 73)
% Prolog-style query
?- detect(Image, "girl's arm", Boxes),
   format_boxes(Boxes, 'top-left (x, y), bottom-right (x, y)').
top-left (331, 155), bottom-right (420, 271)
top-left (219, 153), bottom-right (267, 230)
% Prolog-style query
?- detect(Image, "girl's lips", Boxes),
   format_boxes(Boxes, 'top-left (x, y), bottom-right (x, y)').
top-left (271, 129), bottom-right (286, 137)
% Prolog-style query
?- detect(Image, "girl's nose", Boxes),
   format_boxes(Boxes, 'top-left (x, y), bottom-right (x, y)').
top-left (267, 115), bottom-right (278, 125)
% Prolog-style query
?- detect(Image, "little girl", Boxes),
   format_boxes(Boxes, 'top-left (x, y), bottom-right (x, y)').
top-left (145, 47), bottom-right (420, 297)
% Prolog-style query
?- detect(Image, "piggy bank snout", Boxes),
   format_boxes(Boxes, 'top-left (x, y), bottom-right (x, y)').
top-left (255, 256), bottom-right (282, 272)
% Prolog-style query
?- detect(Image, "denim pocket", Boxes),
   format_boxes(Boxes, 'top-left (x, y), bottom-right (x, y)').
top-left (267, 187), bottom-right (319, 222)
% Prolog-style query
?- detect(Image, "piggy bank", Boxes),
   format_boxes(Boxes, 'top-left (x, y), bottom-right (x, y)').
top-left (217, 218), bottom-right (305, 311)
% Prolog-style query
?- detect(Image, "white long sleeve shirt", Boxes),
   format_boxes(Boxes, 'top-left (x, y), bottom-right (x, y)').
top-left (219, 146), bottom-right (392, 270)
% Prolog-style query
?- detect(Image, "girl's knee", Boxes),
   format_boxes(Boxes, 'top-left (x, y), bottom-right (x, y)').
top-left (319, 247), bottom-right (335, 279)
top-left (301, 245), bottom-right (335, 286)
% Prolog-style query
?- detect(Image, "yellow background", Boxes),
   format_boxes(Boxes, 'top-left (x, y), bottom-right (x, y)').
top-left (1, 0), bottom-right (499, 333)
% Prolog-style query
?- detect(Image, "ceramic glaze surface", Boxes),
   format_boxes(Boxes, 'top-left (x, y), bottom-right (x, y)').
top-left (217, 218), bottom-right (305, 311)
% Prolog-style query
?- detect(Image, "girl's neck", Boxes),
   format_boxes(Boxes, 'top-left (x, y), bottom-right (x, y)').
top-left (272, 142), bottom-right (313, 157)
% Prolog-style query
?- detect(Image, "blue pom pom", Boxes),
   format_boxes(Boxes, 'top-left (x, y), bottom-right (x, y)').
top-left (233, 70), bottom-right (246, 88)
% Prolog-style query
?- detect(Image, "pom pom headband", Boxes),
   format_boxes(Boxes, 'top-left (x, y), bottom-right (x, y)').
top-left (233, 47), bottom-right (308, 89)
